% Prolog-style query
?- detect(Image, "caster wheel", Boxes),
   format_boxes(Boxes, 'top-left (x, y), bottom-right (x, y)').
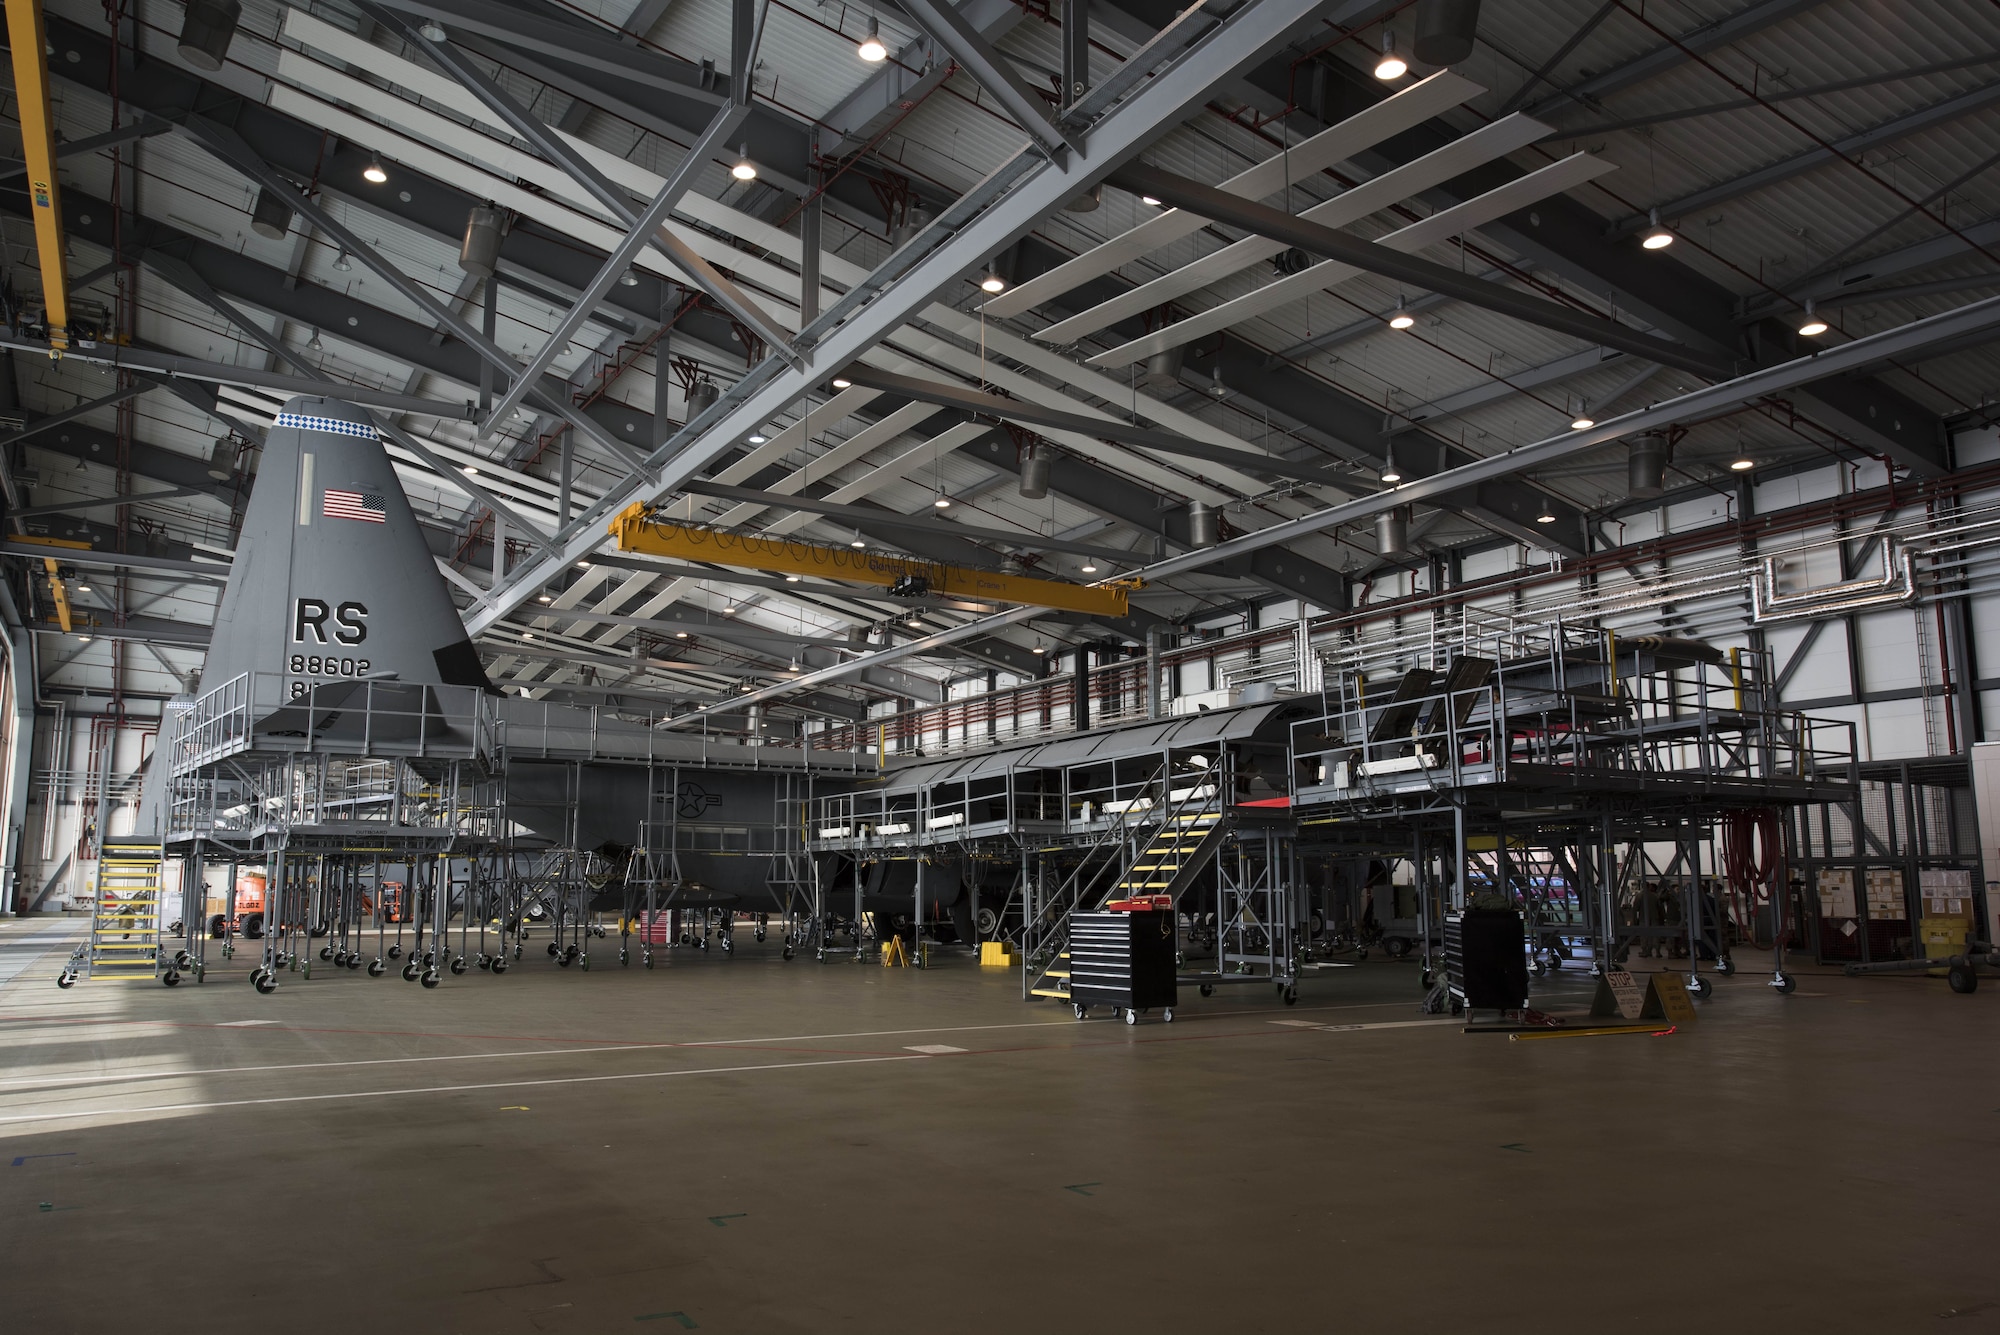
top-left (1421, 969), bottom-right (1434, 989)
top-left (1283, 988), bottom-right (1298, 1006)
top-left (755, 930), bottom-right (767, 943)
top-left (619, 949), bottom-right (629, 966)
top-left (1948, 964), bottom-right (1978, 994)
top-left (1716, 957), bottom-right (1736, 977)
top-left (547, 942), bottom-right (560, 957)
top-left (319, 947), bottom-right (333, 962)
top-left (782, 945), bottom-right (794, 960)
top-left (162, 970), bottom-right (180, 987)
top-left (1770, 972), bottom-right (1795, 994)
top-left (420, 970), bottom-right (440, 989)
top-left (332, 949), bottom-right (347, 967)
top-left (1072, 1004), bottom-right (1087, 1020)
top-left (557, 952), bottom-right (573, 968)
top-left (402, 963), bottom-right (420, 982)
top-left (1123, 1008), bottom-right (1138, 1026)
top-left (479, 955), bottom-right (493, 971)
top-left (491, 959), bottom-right (508, 975)
top-left (254, 973), bottom-right (279, 995)
top-left (1199, 984), bottom-right (1214, 997)
top-left (1529, 960), bottom-right (1545, 977)
top-left (513, 946), bottom-right (523, 961)
top-left (1688, 974), bottom-right (1712, 1000)
top-left (274, 952), bottom-right (289, 969)
top-left (368, 959), bottom-right (387, 977)
top-left (450, 957), bottom-right (468, 975)
top-left (1162, 1008), bottom-right (1174, 1023)
top-left (388, 945), bottom-right (402, 960)
top-left (815, 949), bottom-right (826, 962)
top-left (347, 955), bottom-right (362, 970)
top-left (174, 951), bottom-right (192, 970)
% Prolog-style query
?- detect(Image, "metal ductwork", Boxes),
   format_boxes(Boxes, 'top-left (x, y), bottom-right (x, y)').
top-left (177, 0), bottom-right (242, 71)
top-left (1143, 346), bottom-right (1184, 386)
top-left (889, 205), bottom-right (932, 249)
top-left (1019, 449), bottom-right (1050, 499)
top-left (249, 186), bottom-right (293, 242)
top-left (1376, 505), bottom-right (1410, 558)
top-left (458, 206), bottom-right (505, 278)
top-left (1413, 0), bottom-right (1482, 67)
top-left (1188, 501), bottom-right (1220, 549)
top-left (1628, 434), bottom-right (1670, 499)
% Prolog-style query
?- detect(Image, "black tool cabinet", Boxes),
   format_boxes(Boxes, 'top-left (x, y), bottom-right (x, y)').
top-left (1443, 908), bottom-right (1528, 1011)
top-left (1067, 910), bottom-right (1179, 1024)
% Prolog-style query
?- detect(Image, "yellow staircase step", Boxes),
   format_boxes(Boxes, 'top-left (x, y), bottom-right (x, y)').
top-left (1030, 986), bottom-right (1071, 999)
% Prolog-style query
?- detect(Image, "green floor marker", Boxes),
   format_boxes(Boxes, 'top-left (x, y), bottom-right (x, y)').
top-left (1064, 1183), bottom-right (1101, 1196)
top-left (707, 1213), bottom-right (747, 1227)
top-left (1500, 1143), bottom-right (1531, 1153)
top-left (635, 1312), bottom-right (696, 1327)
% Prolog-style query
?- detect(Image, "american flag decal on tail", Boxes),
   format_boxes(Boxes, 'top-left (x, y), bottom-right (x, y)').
top-left (323, 488), bottom-right (387, 523)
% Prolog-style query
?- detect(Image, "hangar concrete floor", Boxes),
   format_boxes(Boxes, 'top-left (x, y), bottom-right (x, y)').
top-left (0, 917), bottom-right (1993, 1334)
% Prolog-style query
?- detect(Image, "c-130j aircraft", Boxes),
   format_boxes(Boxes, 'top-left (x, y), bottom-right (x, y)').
top-left (147, 395), bottom-right (963, 964)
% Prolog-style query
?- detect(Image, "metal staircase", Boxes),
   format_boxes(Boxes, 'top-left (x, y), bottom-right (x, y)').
top-left (1023, 752), bottom-right (1229, 1002)
top-left (83, 843), bottom-right (165, 982)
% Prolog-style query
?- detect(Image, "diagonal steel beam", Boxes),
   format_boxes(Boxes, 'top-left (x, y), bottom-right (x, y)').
top-left (356, 0), bottom-right (798, 408)
top-left (139, 254), bottom-right (558, 551)
top-left (1107, 161), bottom-right (1733, 378)
top-left (839, 366), bottom-right (1349, 486)
top-left (172, 113), bottom-right (648, 474)
top-left (0, 114), bottom-right (172, 181)
top-left (896, 0), bottom-right (1077, 158)
top-left (463, 0), bottom-right (1337, 637)
top-left (662, 286), bottom-right (2000, 723)
top-left (1606, 81), bottom-right (2000, 238)
top-left (0, 382), bottom-right (149, 444)
top-left (1521, 0), bottom-right (1830, 118)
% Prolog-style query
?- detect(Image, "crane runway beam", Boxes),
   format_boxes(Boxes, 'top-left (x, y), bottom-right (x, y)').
top-left (609, 504), bottom-right (1131, 618)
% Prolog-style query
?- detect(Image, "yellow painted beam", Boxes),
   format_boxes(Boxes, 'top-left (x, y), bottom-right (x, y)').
top-left (42, 557), bottom-right (71, 632)
top-left (5, 0), bottom-right (70, 355)
top-left (609, 504), bottom-right (1130, 618)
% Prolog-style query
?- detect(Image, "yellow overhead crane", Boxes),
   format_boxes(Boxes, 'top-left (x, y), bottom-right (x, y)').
top-left (5, 0), bottom-right (71, 356)
top-left (609, 503), bottom-right (1132, 618)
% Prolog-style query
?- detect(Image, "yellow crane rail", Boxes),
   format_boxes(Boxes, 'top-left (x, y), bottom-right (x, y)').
top-left (609, 504), bottom-right (1131, 618)
top-left (5, 0), bottom-right (71, 356)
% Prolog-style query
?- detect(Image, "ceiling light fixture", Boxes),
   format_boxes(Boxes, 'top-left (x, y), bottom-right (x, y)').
top-left (1729, 453), bottom-right (1756, 472)
top-left (675, 630), bottom-right (688, 638)
top-left (933, 493), bottom-right (951, 509)
top-left (1031, 640), bottom-right (1046, 655)
top-left (618, 268), bottom-right (639, 286)
top-left (78, 634), bottom-right (92, 642)
top-left (1640, 207), bottom-right (1674, 250)
top-left (1141, 194), bottom-right (1163, 207)
top-left (980, 267), bottom-right (1007, 294)
top-left (857, 16), bottom-right (887, 62)
top-left (537, 594), bottom-right (551, 603)
top-left (463, 464), bottom-right (480, 475)
top-left (849, 530), bottom-right (866, 549)
top-left (333, 249), bottom-right (351, 271)
top-left (76, 580), bottom-right (92, 593)
top-left (308, 328), bottom-right (323, 351)
top-left (723, 603), bottom-right (737, 614)
top-left (418, 19), bottom-right (446, 41)
top-left (1080, 559), bottom-right (1098, 574)
top-left (576, 560), bottom-right (591, 570)
top-left (1798, 299), bottom-right (1829, 338)
top-left (1570, 400), bottom-right (1595, 431)
top-left (831, 376), bottom-right (852, 389)
top-left (747, 430), bottom-right (768, 444)
top-left (362, 158), bottom-right (388, 184)
top-left (1209, 366), bottom-right (1227, 398)
top-left (789, 656), bottom-right (802, 672)
top-left (1536, 497), bottom-right (1556, 524)
top-left (730, 145), bottom-right (758, 182)
top-left (784, 572), bottom-right (800, 582)
top-left (1374, 31), bottom-right (1407, 81)
top-left (1380, 449), bottom-right (1402, 484)
top-left (1388, 296), bottom-right (1415, 330)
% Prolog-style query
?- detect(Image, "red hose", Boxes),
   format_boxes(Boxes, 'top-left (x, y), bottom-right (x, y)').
top-left (1722, 808), bottom-right (1785, 949)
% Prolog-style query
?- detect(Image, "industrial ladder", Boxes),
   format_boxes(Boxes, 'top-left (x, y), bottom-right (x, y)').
top-left (86, 843), bottom-right (165, 981)
top-left (1026, 755), bottom-right (1229, 1002)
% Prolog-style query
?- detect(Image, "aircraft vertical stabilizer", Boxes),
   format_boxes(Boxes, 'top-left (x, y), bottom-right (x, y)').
top-left (198, 396), bottom-right (491, 719)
